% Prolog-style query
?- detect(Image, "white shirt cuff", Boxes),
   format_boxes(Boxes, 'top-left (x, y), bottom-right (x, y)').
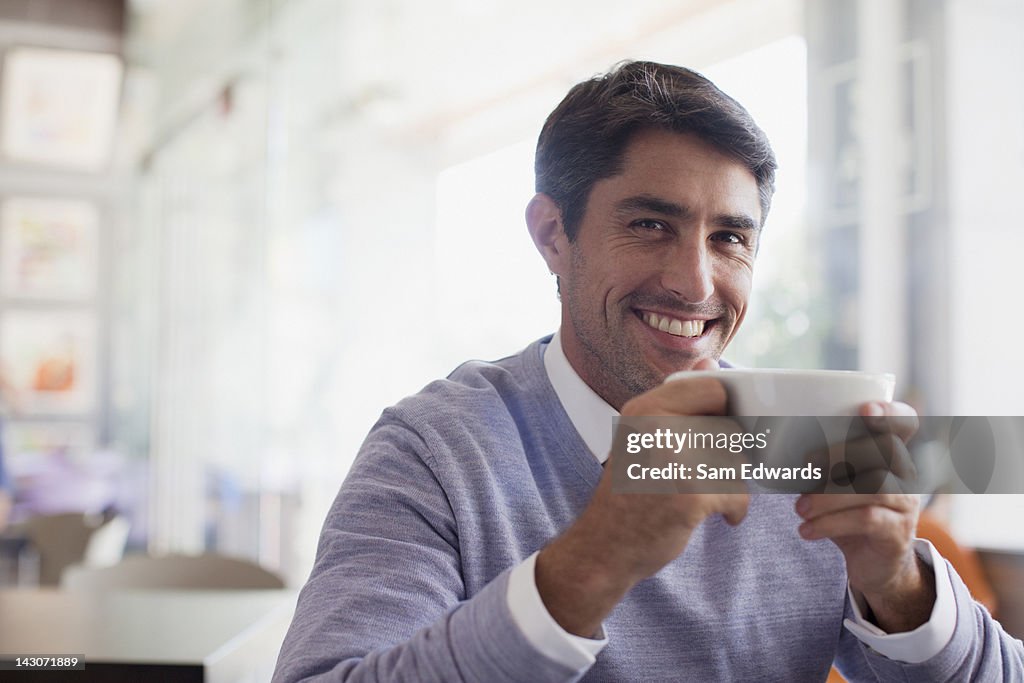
top-left (843, 539), bottom-right (956, 663)
top-left (506, 551), bottom-right (608, 670)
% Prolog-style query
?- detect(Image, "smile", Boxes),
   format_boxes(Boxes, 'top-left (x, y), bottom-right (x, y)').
top-left (639, 311), bottom-right (708, 338)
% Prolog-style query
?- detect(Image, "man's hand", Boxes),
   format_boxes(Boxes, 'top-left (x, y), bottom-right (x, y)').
top-left (535, 361), bottom-right (749, 638)
top-left (795, 401), bottom-right (936, 633)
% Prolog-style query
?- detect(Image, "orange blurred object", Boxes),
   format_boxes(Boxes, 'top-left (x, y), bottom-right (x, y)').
top-left (32, 357), bottom-right (74, 391)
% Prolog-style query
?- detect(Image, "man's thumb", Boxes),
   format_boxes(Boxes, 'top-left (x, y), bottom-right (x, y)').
top-left (692, 358), bottom-right (720, 372)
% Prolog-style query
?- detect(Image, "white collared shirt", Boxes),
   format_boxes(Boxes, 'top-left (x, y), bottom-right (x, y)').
top-left (505, 331), bottom-right (956, 670)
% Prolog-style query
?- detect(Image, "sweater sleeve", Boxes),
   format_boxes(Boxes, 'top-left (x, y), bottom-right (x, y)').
top-left (834, 556), bottom-right (1024, 681)
top-left (271, 416), bottom-right (585, 683)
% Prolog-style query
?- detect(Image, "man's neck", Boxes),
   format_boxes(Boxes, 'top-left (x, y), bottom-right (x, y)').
top-left (543, 331), bottom-right (619, 463)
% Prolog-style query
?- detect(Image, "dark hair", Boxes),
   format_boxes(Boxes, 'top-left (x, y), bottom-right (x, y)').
top-left (535, 61), bottom-right (777, 240)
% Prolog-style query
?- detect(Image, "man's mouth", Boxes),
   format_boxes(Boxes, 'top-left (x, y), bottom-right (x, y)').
top-left (638, 310), bottom-right (710, 338)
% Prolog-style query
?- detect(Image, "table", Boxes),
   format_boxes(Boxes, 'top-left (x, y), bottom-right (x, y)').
top-left (0, 588), bottom-right (296, 682)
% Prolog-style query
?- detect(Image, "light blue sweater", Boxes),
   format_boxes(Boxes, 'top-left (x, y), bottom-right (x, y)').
top-left (273, 337), bottom-right (1023, 682)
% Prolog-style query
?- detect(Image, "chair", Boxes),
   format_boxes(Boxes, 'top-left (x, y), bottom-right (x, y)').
top-left (23, 512), bottom-right (129, 586)
top-left (61, 552), bottom-right (285, 591)
top-left (83, 515), bottom-right (131, 568)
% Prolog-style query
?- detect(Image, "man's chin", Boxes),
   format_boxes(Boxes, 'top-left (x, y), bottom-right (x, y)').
top-left (645, 352), bottom-right (720, 380)
top-left (673, 356), bottom-right (720, 373)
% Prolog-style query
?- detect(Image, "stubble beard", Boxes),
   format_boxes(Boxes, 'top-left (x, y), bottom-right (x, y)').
top-left (562, 283), bottom-right (663, 410)
top-left (561, 247), bottom-right (733, 408)
top-left (563, 284), bottom-right (736, 408)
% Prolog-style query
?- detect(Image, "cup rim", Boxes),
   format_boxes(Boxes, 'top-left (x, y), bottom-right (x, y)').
top-left (666, 368), bottom-right (896, 384)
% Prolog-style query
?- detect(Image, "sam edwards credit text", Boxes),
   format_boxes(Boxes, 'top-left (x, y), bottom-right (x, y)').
top-left (626, 462), bottom-right (824, 482)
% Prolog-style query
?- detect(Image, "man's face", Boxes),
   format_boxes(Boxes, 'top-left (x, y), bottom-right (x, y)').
top-left (557, 128), bottom-right (762, 409)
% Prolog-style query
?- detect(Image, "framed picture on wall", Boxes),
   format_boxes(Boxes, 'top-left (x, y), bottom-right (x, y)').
top-left (0, 197), bottom-right (99, 300)
top-left (0, 47), bottom-right (123, 170)
top-left (0, 310), bottom-right (97, 414)
top-left (1, 421), bottom-right (95, 463)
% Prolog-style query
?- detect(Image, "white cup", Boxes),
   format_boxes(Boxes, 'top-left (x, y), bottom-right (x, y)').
top-left (665, 368), bottom-right (895, 417)
top-left (664, 368), bottom-right (897, 489)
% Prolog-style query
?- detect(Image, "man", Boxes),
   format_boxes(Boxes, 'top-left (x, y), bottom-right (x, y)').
top-left (274, 61), bottom-right (1022, 681)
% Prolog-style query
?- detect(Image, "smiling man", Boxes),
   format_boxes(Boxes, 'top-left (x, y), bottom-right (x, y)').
top-left (274, 62), bottom-right (1023, 682)
top-left (529, 127), bottom-right (760, 408)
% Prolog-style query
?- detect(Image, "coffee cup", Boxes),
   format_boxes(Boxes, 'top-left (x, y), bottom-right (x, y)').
top-left (665, 368), bottom-right (895, 417)
top-left (664, 368), bottom-right (897, 491)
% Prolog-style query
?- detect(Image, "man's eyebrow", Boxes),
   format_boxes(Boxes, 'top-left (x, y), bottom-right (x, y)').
top-left (716, 213), bottom-right (760, 232)
top-left (613, 195), bottom-right (689, 219)
top-left (614, 194), bottom-right (760, 232)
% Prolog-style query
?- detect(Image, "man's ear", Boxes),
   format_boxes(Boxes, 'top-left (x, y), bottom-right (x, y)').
top-left (526, 193), bottom-right (570, 277)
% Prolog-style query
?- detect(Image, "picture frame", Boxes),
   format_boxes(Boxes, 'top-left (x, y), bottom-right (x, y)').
top-left (1, 421), bottom-right (95, 464)
top-left (0, 197), bottom-right (99, 300)
top-left (0, 47), bottom-right (123, 169)
top-left (0, 310), bottom-right (97, 414)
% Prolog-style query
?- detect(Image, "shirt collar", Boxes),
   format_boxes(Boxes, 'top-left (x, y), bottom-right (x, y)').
top-left (543, 329), bottom-right (733, 464)
top-left (543, 330), bottom-right (618, 464)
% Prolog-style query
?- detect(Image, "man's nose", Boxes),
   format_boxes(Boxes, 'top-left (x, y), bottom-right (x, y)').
top-left (660, 241), bottom-right (714, 303)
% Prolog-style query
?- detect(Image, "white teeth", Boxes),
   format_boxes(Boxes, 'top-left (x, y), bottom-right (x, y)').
top-left (642, 312), bottom-right (705, 338)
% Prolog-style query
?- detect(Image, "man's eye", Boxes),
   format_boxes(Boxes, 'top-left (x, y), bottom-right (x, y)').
top-left (633, 219), bottom-right (667, 231)
top-left (712, 231), bottom-right (746, 245)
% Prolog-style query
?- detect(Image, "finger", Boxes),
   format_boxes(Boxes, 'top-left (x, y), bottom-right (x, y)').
top-left (797, 504), bottom-right (908, 542)
top-left (719, 492), bottom-right (750, 526)
top-left (692, 358), bottom-right (720, 371)
top-left (860, 401), bottom-right (919, 442)
top-left (822, 470), bottom-right (912, 495)
top-left (841, 432), bottom-right (918, 484)
top-left (666, 448), bottom-right (749, 497)
top-left (820, 468), bottom-right (890, 495)
top-left (625, 377), bottom-right (728, 417)
top-left (796, 492), bottom-right (918, 522)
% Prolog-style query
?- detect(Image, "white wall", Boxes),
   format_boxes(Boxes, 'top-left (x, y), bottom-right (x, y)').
top-left (945, 0), bottom-right (1024, 551)
top-left (947, 0), bottom-right (1024, 416)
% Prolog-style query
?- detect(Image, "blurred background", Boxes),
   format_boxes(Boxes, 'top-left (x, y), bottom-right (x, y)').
top-left (0, 0), bottom-right (1021, 620)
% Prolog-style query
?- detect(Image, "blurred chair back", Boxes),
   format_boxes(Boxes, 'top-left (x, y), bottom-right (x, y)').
top-left (24, 512), bottom-right (129, 586)
top-left (61, 553), bottom-right (285, 591)
top-left (83, 515), bottom-right (130, 567)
